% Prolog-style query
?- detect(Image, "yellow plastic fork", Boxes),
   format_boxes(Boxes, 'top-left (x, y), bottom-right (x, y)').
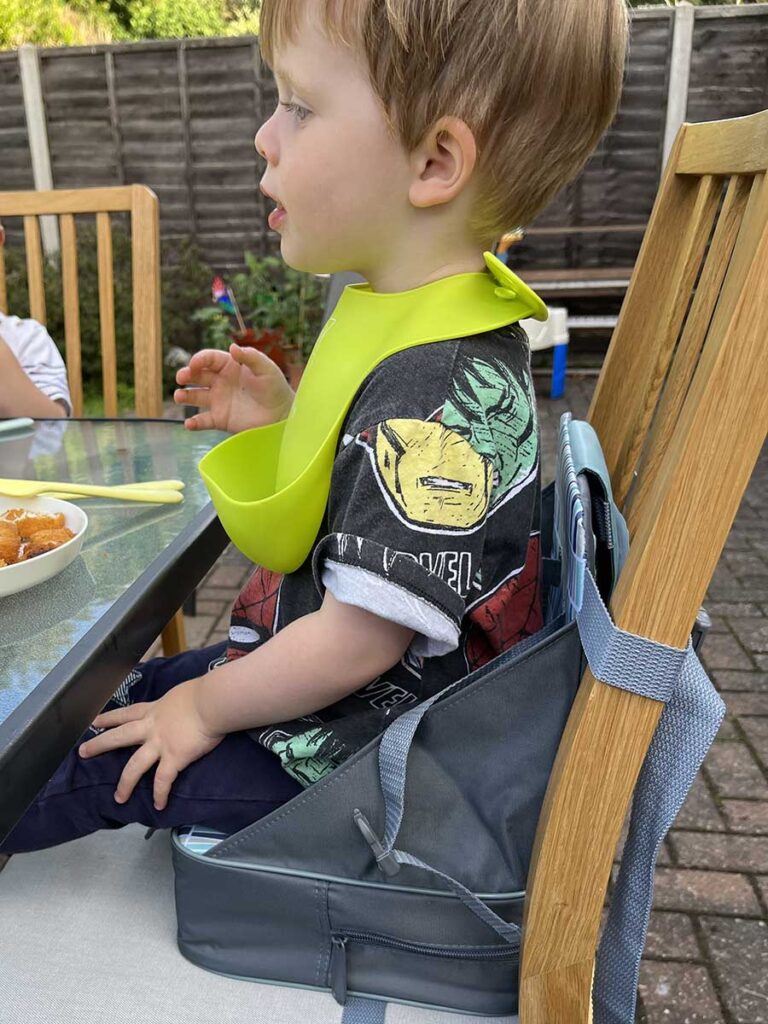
top-left (0, 478), bottom-right (185, 504)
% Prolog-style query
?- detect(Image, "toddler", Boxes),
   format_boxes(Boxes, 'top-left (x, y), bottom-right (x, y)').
top-left (1, 0), bottom-right (627, 852)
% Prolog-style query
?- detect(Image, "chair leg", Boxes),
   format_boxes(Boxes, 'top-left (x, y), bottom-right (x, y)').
top-left (161, 608), bottom-right (187, 657)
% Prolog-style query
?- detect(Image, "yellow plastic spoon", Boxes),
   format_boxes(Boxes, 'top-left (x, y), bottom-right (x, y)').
top-left (0, 479), bottom-right (184, 504)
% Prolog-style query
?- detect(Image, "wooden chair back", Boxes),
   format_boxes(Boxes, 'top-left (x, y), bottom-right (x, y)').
top-left (0, 185), bottom-right (162, 418)
top-left (520, 108), bottom-right (768, 1021)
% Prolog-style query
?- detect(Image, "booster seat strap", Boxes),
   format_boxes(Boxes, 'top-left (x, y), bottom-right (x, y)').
top-left (341, 996), bottom-right (387, 1023)
top-left (354, 626), bottom-right (566, 945)
top-left (376, 621), bottom-right (563, 860)
top-left (578, 566), bottom-right (725, 1024)
top-left (579, 562), bottom-right (686, 701)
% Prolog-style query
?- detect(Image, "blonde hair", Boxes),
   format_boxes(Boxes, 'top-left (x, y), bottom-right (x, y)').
top-left (260, 0), bottom-right (629, 243)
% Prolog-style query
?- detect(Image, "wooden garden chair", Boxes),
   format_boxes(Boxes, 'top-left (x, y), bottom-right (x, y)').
top-left (519, 107), bottom-right (768, 1021)
top-left (0, 185), bottom-right (186, 657)
top-left (1, 111), bottom-right (767, 1024)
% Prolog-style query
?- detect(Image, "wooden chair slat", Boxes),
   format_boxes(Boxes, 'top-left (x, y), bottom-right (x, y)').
top-left (678, 108), bottom-right (768, 176)
top-left (590, 166), bottom-right (724, 502)
top-left (130, 185), bottom-right (162, 418)
top-left (0, 187), bottom-right (134, 217)
top-left (59, 214), bottom-right (83, 417)
top-left (588, 156), bottom-right (724, 507)
top-left (613, 233), bottom-right (768, 643)
top-left (96, 213), bottom-right (118, 418)
top-left (626, 173), bottom-right (752, 534)
top-left (23, 216), bottom-right (46, 326)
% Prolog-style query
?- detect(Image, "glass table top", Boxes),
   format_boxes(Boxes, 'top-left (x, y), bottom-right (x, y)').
top-left (0, 418), bottom-right (229, 728)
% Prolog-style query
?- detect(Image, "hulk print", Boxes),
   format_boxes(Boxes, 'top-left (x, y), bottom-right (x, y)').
top-left (442, 353), bottom-right (538, 513)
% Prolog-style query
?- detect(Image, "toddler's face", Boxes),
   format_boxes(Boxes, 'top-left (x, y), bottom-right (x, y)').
top-left (255, 7), bottom-right (413, 278)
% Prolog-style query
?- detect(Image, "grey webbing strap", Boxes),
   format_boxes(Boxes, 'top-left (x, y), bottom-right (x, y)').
top-left (341, 997), bottom-right (387, 1023)
top-left (354, 627), bottom-right (566, 948)
top-left (378, 620), bottom-right (563, 859)
top-left (580, 567), bottom-right (725, 1024)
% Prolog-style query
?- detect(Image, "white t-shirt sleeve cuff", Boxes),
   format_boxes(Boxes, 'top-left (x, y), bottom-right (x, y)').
top-left (322, 559), bottom-right (460, 659)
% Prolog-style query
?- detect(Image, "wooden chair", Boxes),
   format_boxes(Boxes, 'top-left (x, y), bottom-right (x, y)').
top-left (519, 109), bottom-right (768, 1020)
top-left (0, 185), bottom-right (186, 657)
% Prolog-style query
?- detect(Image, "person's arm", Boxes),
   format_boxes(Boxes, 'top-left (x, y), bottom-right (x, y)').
top-left (193, 591), bottom-right (414, 734)
top-left (79, 592), bottom-right (414, 809)
top-left (0, 337), bottom-right (67, 418)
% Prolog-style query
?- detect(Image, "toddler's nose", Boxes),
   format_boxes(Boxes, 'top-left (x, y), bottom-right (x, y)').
top-left (254, 114), bottom-right (278, 165)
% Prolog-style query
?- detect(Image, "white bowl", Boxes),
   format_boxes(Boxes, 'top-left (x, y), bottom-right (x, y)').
top-left (0, 496), bottom-right (88, 599)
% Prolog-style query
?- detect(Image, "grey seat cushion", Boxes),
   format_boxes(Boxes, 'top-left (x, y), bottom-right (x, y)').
top-left (0, 826), bottom-right (518, 1024)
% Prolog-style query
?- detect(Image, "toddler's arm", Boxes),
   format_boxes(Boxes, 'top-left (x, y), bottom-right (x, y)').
top-left (193, 592), bottom-right (415, 734)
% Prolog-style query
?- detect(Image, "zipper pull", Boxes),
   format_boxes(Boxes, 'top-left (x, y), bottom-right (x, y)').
top-left (330, 936), bottom-right (348, 1005)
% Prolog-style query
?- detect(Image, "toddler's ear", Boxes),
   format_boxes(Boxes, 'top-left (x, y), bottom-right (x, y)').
top-left (408, 116), bottom-right (477, 210)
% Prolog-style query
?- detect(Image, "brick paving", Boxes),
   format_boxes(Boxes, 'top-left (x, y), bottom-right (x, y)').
top-left (168, 375), bottom-right (767, 1023)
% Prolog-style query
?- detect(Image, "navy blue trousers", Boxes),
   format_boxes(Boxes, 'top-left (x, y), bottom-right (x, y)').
top-left (1, 643), bottom-right (303, 854)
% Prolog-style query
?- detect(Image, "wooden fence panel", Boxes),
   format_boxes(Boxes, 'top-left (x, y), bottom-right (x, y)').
top-left (0, 52), bottom-right (34, 245)
top-left (40, 51), bottom-right (117, 188)
top-left (688, 9), bottom-right (768, 124)
top-left (185, 40), bottom-right (265, 268)
top-left (0, 7), bottom-right (767, 273)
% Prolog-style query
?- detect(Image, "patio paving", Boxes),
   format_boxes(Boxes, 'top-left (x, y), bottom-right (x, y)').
top-left (165, 375), bottom-right (767, 1024)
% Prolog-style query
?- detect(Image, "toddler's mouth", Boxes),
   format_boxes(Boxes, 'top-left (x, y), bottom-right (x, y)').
top-left (260, 183), bottom-right (286, 230)
top-left (268, 204), bottom-right (287, 231)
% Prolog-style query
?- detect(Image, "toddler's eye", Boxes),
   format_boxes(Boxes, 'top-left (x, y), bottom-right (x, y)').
top-left (279, 101), bottom-right (311, 123)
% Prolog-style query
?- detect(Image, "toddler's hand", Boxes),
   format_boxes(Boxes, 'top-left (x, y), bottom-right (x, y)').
top-left (79, 679), bottom-right (225, 810)
top-left (174, 343), bottom-right (295, 434)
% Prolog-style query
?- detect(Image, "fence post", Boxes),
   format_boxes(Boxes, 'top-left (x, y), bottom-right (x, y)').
top-left (18, 44), bottom-right (59, 257)
top-left (662, 2), bottom-right (695, 169)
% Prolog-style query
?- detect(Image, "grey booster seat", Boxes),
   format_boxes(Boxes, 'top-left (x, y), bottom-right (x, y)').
top-left (172, 413), bottom-right (723, 1024)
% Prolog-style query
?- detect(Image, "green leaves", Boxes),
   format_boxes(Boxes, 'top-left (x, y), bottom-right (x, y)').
top-left (0, 0), bottom-right (261, 46)
top-left (196, 254), bottom-right (327, 363)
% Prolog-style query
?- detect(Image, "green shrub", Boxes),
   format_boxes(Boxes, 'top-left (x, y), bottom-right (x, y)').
top-left (193, 252), bottom-right (327, 362)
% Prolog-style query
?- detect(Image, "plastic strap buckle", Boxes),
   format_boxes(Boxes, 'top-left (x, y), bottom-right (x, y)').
top-left (353, 809), bottom-right (401, 877)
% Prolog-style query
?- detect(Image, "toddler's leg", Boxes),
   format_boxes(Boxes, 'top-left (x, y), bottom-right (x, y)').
top-left (1, 643), bottom-right (302, 854)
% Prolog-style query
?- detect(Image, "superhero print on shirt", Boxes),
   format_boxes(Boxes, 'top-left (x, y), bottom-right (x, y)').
top-left (228, 566), bottom-right (283, 659)
top-left (464, 533), bottom-right (543, 671)
top-left (441, 351), bottom-right (538, 513)
top-left (259, 720), bottom-right (351, 786)
top-left (355, 418), bottom-right (493, 534)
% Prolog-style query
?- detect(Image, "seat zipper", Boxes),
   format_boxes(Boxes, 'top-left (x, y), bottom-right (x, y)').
top-left (329, 929), bottom-right (518, 1006)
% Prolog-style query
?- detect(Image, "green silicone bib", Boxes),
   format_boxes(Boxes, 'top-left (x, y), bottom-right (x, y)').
top-left (198, 252), bottom-right (546, 573)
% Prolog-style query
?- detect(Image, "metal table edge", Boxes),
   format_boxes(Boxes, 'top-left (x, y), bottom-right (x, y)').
top-left (0, 498), bottom-right (230, 841)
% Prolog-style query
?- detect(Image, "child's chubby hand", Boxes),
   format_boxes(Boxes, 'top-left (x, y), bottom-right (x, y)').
top-left (174, 342), bottom-right (295, 434)
top-left (78, 679), bottom-right (225, 811)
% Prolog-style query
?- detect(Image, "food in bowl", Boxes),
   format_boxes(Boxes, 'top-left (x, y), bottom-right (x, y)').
top-left (0, 509), bottom-right (75, 568)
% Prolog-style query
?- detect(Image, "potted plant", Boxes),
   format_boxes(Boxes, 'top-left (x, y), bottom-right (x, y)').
top-left (193, 254), bottom-right (327, 388)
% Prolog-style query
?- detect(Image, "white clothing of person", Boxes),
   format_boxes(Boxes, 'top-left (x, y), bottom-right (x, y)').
top-left (0, 312), bottom-right (72, 415)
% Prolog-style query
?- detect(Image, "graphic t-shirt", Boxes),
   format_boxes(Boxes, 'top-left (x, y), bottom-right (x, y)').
top-left (226, 324), bottom-right (543, 786)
